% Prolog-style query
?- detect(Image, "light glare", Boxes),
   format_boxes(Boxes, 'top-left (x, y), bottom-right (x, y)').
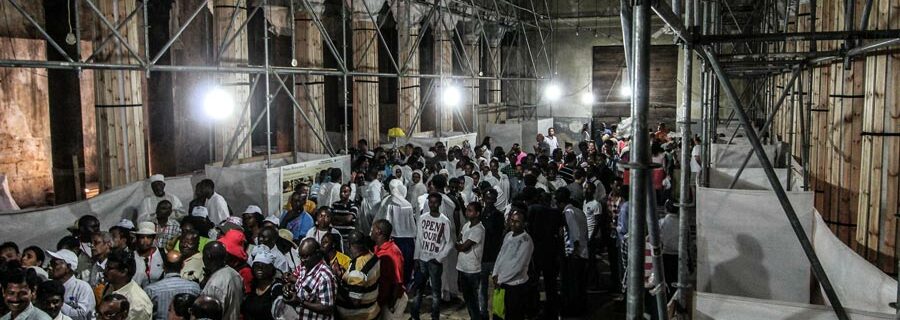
top-left (580, 91), bottom-right (595, 105)
top-left (620, 85), bottom-right (632, 97)
top-left (544, 83), bottom-right (563, 101)
top-left (203, 87), bottom-right (234, 120)
top-left (442, 85), bottom-right (462, 107)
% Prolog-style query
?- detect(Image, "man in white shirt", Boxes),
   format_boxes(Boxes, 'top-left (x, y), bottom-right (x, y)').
top-left (195, 179), bottom-right (230, 225)
top-left (411, 193), bottom-right (453, 320)
top-left (46, 250), bottom-right (94, 320)
top-left (557, 187), bottom-right (589, 316)
top-left (317, 168), bottom-right (343, 210)
top-left (455, 202), bottom-right (485, 320)
top-left (491, 207), bottom-right (533, 320)
top-left (140, 174), bottom-right (185, 220)
top-left (546, 127), bottom-right (560, 152)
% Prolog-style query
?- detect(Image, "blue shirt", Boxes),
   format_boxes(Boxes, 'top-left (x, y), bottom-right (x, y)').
top-left (281, 210), bottom-right (314, 240)
top-left (616, 201), bottom-right (630, 241)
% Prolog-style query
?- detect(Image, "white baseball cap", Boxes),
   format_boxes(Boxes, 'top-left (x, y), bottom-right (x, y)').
top-left (243, 205), bottom-right (262, 215)
top-left (47, 249), bottom-right (78, 271)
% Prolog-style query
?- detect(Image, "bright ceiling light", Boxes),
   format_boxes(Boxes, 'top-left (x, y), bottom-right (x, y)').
top-left (620, 85), bottom-right (632, 98)
top-left (580, 91), bottom-right (595, 105)
top-left (203, 87), bottom-right (234, 120)
top-left (441, 85), bottom-right (462, 107)
top-left (544, 83), bottom-right (563, 101)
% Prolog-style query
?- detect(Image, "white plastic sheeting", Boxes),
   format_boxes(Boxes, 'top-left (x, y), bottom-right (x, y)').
top-left (710, 143), bottom-right (777, 168)
top-left (696, 187), bottom-right (814, 303)
top-left (405, 132), bottom-right (478, 149)
top-left (0, 175), bottom-right (19, 211)
top-left (0, 176), bottom-right (194, 249)
top-left (507, 118), bottom-right (554, 146)
top-left (707, 168), bottom-right (789, 190)
top-left (812, 211), bottom-right (898, 313)
top-left (205, 153), bottom-right (351, 217)
top-left (485, 123), bottom-right (523, 150)
top-left (695, 292), bottom-right (892, 320)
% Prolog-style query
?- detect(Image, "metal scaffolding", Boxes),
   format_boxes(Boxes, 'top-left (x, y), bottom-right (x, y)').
top-left (624, 0), bottom-right (900, 318)
top-left (0, 0), bottom-right (553, 166)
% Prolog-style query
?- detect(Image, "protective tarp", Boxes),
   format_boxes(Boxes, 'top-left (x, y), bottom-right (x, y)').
top-left (695, 292), bottom-right (892, 320)
top-left (812, 211), bottom-right (898, 313)
top-left (708, 168), bottom-right (789, 190)
top-left (486, 123), bottom-right (523, 150)
top-left (0, 175), bottom-right (19, 211)
top-left (0, 176), bottom-right (194, 249)
top-left (696, 187), bottom-right (814, 303)
top-left (406, 131), bottom-right (478, 149)
top-left (508, 118), bottom-right (554, 146)
top-left (710, 143), bottom-right (777, 168)
top-left (205, 153), bottom-right (351, 217)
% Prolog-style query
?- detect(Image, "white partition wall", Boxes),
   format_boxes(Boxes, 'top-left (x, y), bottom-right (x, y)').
top-left (708, 168), bottom-right (789, 190)
top-left (0, 176), bottom-right (194, 249)
top-left (696, 187), bottom-right (814, 303)
top-left (710, 143), bottom-right (778, 168)
top-left (486, 123), bottom-right (523, 149)
top-left (206, 153), bottom-right (351, 217)
top-left (406, 131), bottom-right (478, 149)
top-left (695, 292), bottom-right (892, 320)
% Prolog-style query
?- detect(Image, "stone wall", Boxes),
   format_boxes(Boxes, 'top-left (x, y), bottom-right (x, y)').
top-left (0, 38), bottom-right (52, 207)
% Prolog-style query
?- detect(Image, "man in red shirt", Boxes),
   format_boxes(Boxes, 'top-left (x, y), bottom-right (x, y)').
top-left (371, 219), bottom-right (406, 319)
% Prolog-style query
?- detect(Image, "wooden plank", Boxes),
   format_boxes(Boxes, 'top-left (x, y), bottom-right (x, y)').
top-left (353, 19), bottom-right (380, 144)
top-left (295, 12), bottom-right (326, 154)
top-left (213, 0), bottom-right (251, 161)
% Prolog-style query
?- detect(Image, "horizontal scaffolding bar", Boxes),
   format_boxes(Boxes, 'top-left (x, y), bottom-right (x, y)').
top-left (0, 59), bottom-right (547, 81)
top-left (698, 30), bottom-right (900, 43)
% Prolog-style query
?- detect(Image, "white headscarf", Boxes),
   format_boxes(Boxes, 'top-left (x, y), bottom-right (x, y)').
top-left (407, 170), bottom-right (427, 211)
top-left (374, 179), bottom-right (417, 238)
top-left (461, 176), bottom-right (476, 205)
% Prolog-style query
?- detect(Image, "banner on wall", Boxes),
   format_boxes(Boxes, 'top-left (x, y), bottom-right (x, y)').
top-left (279, 155), bottom-right (351, 208)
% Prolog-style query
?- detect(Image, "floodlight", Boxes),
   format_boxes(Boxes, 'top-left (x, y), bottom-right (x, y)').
top-left (442, 85), bottom-right (462, 107)
top-left (544, 83), bottom-right (563, 101)
top-left (580, 91), bottom-right (595, 105)
top-left (203, 87), bottom-right (234, 120)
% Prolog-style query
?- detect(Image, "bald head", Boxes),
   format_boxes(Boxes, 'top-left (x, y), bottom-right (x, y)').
top-left (190, 295), bottom-right (223, 320)
top-left (164, 250), bottom-right (183, 273)
top-left (298, 238), bottom-right (322, 269)
top-left (202, 241), bottom-right (227, 272)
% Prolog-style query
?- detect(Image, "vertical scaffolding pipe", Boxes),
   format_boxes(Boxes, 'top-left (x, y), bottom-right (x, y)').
top-left (645, 182), bottom-right (668, 320)
top-left (800, 66), bottom-right (811, 190)
top-left (676, 0), bottom-right (695, 314)
top-left (263, 0), bottom-right (272, 167)
top-left (786, 71), bottom-right (795, 190)
top-left (626, 0), bottom-right (651, 318)
top-left (702, 48), bottom-right (850, 320)
top-left (342, 2), bottom-right (349, 152)
top-left (620, 0), bottom-right (633, 81)
top-left (699, 65), bottom-right (709, 186)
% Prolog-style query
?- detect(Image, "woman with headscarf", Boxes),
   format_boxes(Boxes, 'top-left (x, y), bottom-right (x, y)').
top-left (406, 170), bottom-right (427, 213)
top-left (358, 170), bottom-right (383, 234)
top-left (375, 179), bottom-right (417, 285)
top-left (460, 176), bottom-right (476, 205)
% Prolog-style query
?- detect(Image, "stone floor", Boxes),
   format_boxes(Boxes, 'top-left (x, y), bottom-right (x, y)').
top-left (402, 290), bottom-right (628, 319)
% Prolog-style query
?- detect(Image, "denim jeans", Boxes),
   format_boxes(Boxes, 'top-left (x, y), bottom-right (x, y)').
top-left (479, 262), bottom-right (494, 320)
top-left (458, 271), bottom-right (481, 320)
top-left (411, 259), bottom-right (443, 320)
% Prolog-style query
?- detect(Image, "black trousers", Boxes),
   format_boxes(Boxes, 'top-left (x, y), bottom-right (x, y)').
top-left (502, 283), bottom-right (529, 320)
top-left (531, 250), bottom-right (559, 318)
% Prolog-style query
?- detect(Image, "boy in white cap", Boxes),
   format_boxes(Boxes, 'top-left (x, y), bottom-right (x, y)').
top-left (140, 174), bottom-right (185, 220)
top-left (47, 249), bottom-right (95, 320)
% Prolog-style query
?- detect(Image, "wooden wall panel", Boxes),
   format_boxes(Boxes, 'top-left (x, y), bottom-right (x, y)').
top-left (591, 45), bottom-right (679, 126)
top-left (295, 11), bottom-right (326, 154)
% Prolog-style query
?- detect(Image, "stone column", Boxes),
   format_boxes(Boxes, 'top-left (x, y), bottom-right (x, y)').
top-left (481, 24), bottom-right (506, 132)
top-left (212, 0), bottom-right (252, 161)
top-left (92, 0), bottom-right (146, 190)
top-left (391, 2), bottom-right (427, 133)
top-left (348, 0), bottom-right (385, 145)
top-left (458, 20), bottom-right (482, 132)
top-left (432, 14), bottom-right (458, 134)
top-left (294, 0), bottom-right (326, 153)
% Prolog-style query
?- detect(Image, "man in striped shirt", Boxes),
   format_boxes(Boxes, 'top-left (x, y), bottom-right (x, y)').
top-left (284, 238), bottom-right (337, 320)
top-left (330, 184), bottom-right (359, 252)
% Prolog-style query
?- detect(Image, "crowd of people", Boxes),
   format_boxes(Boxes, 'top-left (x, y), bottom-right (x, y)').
top-left (0, 122), bottom-right (693, 320)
